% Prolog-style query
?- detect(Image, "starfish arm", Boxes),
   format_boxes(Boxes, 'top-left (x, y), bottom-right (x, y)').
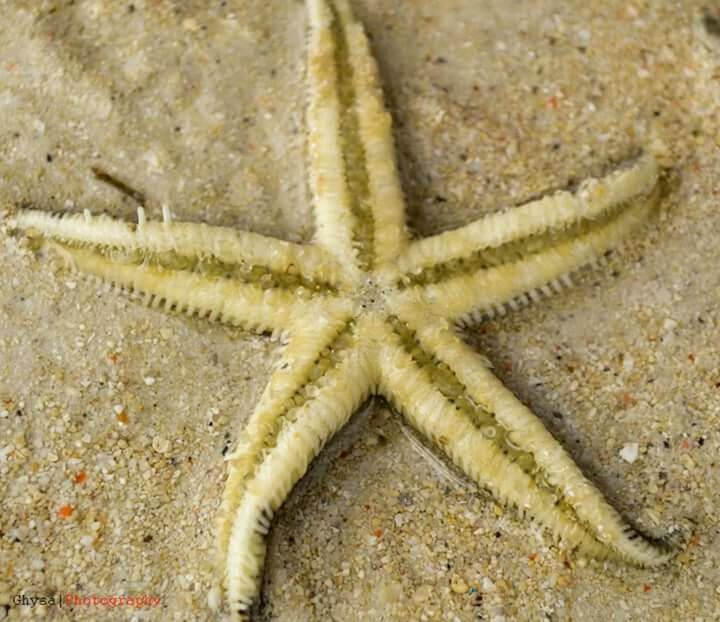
top-left (396, 154), bottom-right (658, 276)
top-left (218, 318), bottom-right (377, 619)
top-left (377, 311), bottom-right (673, 565)
top-left (306, 0), bottom-right (407, 270)
top-left (332, 0), bottom-right (408, 264)
top-left (401, 167), bottom-right (660, 324)
top-left (15, 208), bottom-right (341, 290)
top-left (375, 316), bottom-right (609, 558)
top-left (215, 308), bottom-right (353, 567)
top-left (39, 240), bottom-right (328, 335)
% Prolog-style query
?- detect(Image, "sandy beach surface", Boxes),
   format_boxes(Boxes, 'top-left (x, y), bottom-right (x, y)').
top-left (1, 1), bottom-right (719, 620)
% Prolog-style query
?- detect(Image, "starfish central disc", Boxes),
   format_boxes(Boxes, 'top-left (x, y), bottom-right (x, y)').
top-left (352, 274), bottom-right (394, 315)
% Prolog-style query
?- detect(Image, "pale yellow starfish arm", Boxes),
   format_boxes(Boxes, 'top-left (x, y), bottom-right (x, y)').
top-left (333, 0), bottom-right (408, 264)
top-left (43, 241), bottom-right (319, 335)
top-left (15, 208), bottom-right (341, 289)
top-left (375, 318), bottom-right (609, 559)
top-left (306, 0), bottom-right (407, 271)
top-left (393, 308), bottom-right (673, 566)
top-left (396, 154), bottom-right (658, 276)
top-left (406, 182), bottom-right (659, 324)
top-left (215, 307), bottom-right (353, 577)
top-left (221, 327), bottom-right (377, 620)
top-left (306, 0), bottom-right (359, 268)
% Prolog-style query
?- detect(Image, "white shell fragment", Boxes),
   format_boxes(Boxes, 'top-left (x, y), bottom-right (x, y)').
top-left (620, 442), bottom-right (640, 464)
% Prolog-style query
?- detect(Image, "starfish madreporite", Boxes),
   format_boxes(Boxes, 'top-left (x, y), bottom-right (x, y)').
top-left (13, 0), bottom-right (674, 618)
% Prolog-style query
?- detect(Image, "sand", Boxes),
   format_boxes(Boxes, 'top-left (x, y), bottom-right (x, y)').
top-left (1, 0), bottom-right (719, 620)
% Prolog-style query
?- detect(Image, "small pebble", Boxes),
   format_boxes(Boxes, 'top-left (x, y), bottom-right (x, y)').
top-left (182, 17), bottom-right (199, 31)
top-left (412, 584), bottom-right (432, 604)
top-left (207, 586), bottom-right (222, 611)
top-left (152, 437), bottom-right (170, 454)
top-left (450, 576), bottom-right (468, 594)
top-left (663, 318), bottom-right (678, 332)
top-left (620, 442), bottom-right (639, 463)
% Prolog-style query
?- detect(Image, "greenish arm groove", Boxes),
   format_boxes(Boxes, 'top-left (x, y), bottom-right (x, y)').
top-left (410, 187), bottom-right (658, 324)
top-left (222, 338), bottom-right (375, 620)
top-left (216, 316), bottom-right (354, 574)
top-left (16, 208), bottom-right (340, 290)
top-left (45, 241), bottom-right (310, 335)
top-left (399, 308), bottom-right (673, 566)
top-left (396, 153), bottom-right (658, 277)
top-left (333, 0), bottom-right (407, 264)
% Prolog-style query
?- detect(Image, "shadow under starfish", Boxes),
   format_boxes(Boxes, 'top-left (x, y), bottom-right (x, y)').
top-left (10, 0), bottom-right (680, 619)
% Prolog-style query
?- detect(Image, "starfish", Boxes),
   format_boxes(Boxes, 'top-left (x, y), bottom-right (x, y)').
top-left (11, 0), bottom-right (674, 618)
